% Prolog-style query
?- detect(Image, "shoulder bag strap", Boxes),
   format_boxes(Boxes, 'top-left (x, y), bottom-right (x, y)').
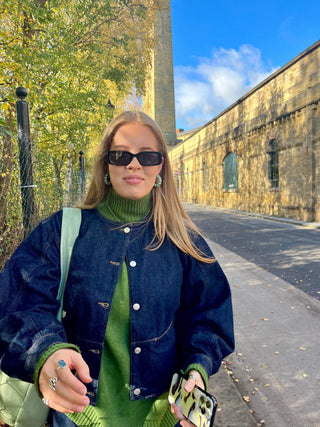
top-left (56, 207), bottom-right (82, 321)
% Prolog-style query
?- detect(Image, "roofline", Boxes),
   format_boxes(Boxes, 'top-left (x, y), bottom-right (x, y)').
top-left (178, 39), bottom-right (320, 144)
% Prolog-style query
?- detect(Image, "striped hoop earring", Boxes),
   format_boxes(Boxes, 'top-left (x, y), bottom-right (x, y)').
top-left (104, 173), bottom-right (111, 185)
top-left (154, 174), bottom-right (162, 187)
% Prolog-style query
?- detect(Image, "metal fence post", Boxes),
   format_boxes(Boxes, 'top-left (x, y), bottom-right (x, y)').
top-left (16, 87), bottom-right (36, 237)
top-left (79, 150), bottom-right (85, 199)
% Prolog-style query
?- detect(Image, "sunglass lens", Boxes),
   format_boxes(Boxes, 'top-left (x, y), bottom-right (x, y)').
top-left (138, 152), bottom-right (162, 166)
top-left (108, 151), bottom-right (131, 165)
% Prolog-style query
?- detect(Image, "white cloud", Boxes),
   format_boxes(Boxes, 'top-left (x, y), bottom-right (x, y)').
top-left (174, 44), bottom-right (278, 130)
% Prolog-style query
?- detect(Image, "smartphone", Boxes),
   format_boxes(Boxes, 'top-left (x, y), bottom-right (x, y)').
top-left (168, 373), bottom-right (217, 427)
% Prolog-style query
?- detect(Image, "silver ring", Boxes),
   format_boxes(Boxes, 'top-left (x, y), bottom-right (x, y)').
top-left (188, 374), bottom-right (196, 381)
top-left (49, 376), bottom-right (58, 391)
top-left (42, 397), bottom-right (49, 406)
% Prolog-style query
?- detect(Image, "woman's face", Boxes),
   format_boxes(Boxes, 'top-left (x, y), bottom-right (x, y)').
top-left (108, 122), bottom-right (163, 200)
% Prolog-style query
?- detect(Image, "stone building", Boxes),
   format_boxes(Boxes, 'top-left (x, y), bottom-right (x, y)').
top-left (169, 40), bottom-right (320, 222)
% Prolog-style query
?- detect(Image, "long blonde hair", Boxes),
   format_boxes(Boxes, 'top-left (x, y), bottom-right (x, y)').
top-left (81, 111), bottom-right (214, 263)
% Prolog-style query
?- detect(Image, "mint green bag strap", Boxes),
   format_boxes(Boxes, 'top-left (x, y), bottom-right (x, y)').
top-left (56, 207), bottom-right (81, 321)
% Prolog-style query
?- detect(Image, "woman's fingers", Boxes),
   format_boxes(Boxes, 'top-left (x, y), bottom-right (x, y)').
top-left (180, 420), bottom-right (196, 427)
top-left (171, 403), bottom-right (184, 420)
top-left (65, 350), bottom-right (92, 385)
top-left (171, 370), bottom-right (204, 427)
top-left (43, 385), bottom-right (89, 414)
top-left (171, 405), bottom-right (196, 427)
top-left (39, 348), bottom-right (92, 413)
top-left (54, 352), bottom-right (91, 395)
top-left (184, 369), bottom-right (204, 392)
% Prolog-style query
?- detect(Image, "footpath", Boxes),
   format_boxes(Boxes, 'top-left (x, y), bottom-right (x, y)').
top-left (207, 363), bottom-right (257, 427)
top-left (187, 204), bottom-right (320, 427)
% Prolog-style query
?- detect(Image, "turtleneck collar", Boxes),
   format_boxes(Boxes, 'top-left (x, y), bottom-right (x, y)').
top-left (97, 188), bottom-right (151, 222)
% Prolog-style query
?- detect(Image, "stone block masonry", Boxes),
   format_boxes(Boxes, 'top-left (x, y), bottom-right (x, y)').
top-left (169, 41), bottom-right (320, 222)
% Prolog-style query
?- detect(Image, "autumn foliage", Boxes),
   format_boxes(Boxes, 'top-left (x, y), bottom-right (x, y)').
top-left (0, 0), bottom-right (168, 268)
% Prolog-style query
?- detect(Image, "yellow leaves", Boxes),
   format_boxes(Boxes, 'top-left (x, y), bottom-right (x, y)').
top-left (251, 387), bottom-right (259, 395)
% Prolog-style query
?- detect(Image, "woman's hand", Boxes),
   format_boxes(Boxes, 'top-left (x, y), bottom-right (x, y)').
top-left (171, 370), bottom-right (205, 427)
top-left (39, 348), bottom-right (92, 413)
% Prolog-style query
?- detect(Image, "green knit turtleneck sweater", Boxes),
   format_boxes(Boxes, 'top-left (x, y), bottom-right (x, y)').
top-left (97, 188), bottom-right (152, 223)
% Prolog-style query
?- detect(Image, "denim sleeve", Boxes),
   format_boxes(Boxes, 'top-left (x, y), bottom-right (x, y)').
top-left (0, 211), bottom-right (68, 383)
top-left (175, 234), bottom-right (235, 378)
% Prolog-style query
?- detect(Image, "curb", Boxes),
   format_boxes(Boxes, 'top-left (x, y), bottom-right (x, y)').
top-left (208, 363), bottom-right (257, 427)
top-left (183, 203), bottom-right (320, 230)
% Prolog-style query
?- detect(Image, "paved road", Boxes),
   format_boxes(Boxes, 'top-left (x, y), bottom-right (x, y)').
top-left (184, 204), bottom-right (320, 301)
top-left (183, 203), bottom-right (320, 426)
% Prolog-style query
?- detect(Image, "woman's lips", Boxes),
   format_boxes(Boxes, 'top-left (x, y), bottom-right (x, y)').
top-left (124, 175), bottom-right (144, 184)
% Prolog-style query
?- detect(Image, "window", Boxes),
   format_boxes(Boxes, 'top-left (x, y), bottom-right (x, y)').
top-left (223, 152), bottom-right (238, 190)
top-left (268, 140), bottom-right (279, 188)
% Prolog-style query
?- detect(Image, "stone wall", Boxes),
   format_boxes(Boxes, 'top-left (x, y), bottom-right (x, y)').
top-left (169, 41), bottom-right (320, 222)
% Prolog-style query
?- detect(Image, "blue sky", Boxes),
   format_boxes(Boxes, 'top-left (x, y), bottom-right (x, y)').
top-left (171, 0), bottom-right (320, 130)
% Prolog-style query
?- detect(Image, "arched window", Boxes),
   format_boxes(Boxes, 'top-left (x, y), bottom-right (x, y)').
top-left (268, 140), bottom-right (279, 188)
top-left (223, 152), bottom-right (238, 190)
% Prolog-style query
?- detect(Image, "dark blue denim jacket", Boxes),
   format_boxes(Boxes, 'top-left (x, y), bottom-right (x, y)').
top-left (0, 209), bottom-right (234, 405)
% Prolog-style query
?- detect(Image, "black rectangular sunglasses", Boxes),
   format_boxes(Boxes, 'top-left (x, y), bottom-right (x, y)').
top-left (107, 150), bottom-right (162, 166)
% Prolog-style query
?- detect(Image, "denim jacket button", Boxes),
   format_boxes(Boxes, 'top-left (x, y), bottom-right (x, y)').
top-left (124, 227), bottom-right (130, 233)
top-left (133, 388), bottom-right (141, 396)
top-left (132, 303), bottom-right (140, 311)
top-left (129, 260), bottom-right (137, 267)
top-left (134, 347), bottom-right (142, 354)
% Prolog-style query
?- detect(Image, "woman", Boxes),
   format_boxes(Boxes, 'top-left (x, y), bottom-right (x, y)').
top-left (0, 111), bottom-right (234, 426)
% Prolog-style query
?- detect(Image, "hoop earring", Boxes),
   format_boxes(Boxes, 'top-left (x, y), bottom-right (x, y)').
top-left (104, 173), bottom-right (111, 186)
top-left (154, 174), bottom-right (162, 187)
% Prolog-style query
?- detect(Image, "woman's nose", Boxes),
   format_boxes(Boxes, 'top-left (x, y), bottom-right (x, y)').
top-left (127, 156), bottom-right (141, 168)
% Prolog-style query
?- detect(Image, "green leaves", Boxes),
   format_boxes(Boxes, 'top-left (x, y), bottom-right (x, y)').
top-left (1, 0), bottom-right (163, 158)
top-left (0, 0), bottom-right (166, 243)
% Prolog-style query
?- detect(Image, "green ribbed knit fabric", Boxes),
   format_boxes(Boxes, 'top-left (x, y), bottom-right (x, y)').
top-left (67, 189), bottom-right (177, 426)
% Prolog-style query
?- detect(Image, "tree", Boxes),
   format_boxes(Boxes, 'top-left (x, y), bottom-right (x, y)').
top-left (0, 0), bottom-right (168, 266)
